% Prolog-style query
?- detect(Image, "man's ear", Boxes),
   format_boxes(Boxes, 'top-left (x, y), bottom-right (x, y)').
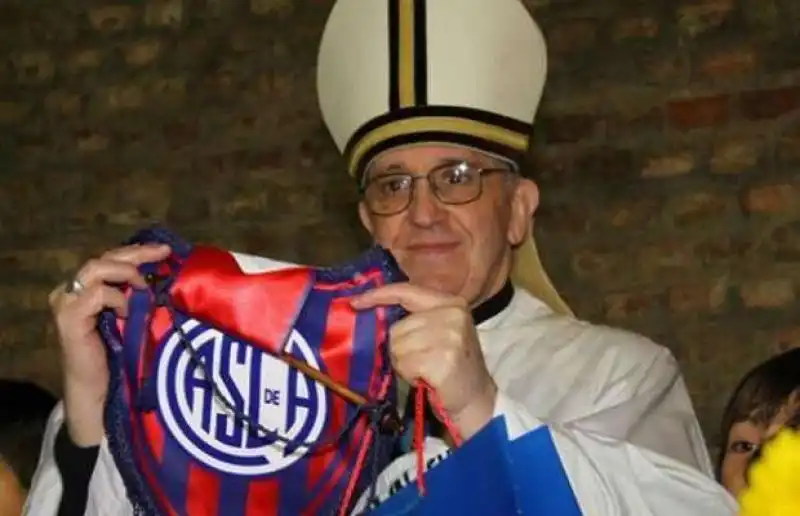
top-left (507, 178), bottom-right (539, 246)
top-left (358, 201), bottom-right (375, 236)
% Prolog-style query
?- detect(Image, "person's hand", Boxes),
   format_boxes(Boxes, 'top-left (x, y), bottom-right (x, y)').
top-left (351, 283), bottom-right (497, 439)
top-left (48, 244), bottom-right (171, 446)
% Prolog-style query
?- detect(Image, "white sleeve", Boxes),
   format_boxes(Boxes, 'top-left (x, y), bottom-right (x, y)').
top-left (546, 422), bottom-right (739, 515)
top-left (23, 402), bottom-right (134, 516)
top-left (484, 344), bottom-right (732, 515)
top-left (352, 414), bottom-right (738, 516)
top-left (357, 343), bottom-right (732, 514)
top-left (492, 392), bottom-right (738, 514)
top-left (497, 346), bottom-right (714, 476)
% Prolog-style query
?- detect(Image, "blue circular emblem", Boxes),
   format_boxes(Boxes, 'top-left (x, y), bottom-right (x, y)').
top-left (156, 319), bottom-right (328, 476)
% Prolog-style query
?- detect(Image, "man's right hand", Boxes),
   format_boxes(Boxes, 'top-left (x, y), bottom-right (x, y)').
top-left (48, 244), bottom-right (171, 447)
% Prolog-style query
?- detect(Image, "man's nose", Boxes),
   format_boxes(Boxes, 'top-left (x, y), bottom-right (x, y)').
top-left (407, 181), bottom-right (445, 227)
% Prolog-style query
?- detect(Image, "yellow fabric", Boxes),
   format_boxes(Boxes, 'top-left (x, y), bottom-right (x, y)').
top-left (738, 429), bottom-right (800, 516)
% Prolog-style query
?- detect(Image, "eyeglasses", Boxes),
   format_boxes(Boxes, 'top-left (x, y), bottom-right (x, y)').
top-left (360, 162), bottom-right (512, 216)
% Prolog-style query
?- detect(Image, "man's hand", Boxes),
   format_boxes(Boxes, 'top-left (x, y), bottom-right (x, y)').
top-left (351, 283), bottom-right (497, 439)
top-left (49, 243), bottom-right (172, 447)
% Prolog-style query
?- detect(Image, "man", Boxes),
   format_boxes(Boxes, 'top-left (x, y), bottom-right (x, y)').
top-left (318, 0), bottom-right (738, 513)
top-left (24, 0), bottom-right (737, 515)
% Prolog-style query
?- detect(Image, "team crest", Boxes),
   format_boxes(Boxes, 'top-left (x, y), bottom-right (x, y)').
top-left (157, 319), bottom-right (328, 477)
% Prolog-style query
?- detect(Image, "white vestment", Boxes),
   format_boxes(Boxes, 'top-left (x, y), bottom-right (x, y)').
top-left (352, 287), bottom-right (739, 515)
top-left (24, 287), bottom-right (738, 515)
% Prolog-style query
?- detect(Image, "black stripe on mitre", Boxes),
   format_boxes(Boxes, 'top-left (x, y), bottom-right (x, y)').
top-left (344, 105), bottom-right (532, 181)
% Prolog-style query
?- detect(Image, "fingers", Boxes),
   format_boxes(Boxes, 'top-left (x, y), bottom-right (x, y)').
top-left (101, 243), bottom-right (171, 264)
top-left (78, 284), bottom-right (130, 317)
top-left (390, 331), bottom-right (457, 370)
top-left (76, 258), bottom-right (147, 288)
top-left (390, 348), bottom-right (443, 386)
top-left (390, 325), bottom-right (460, 362)
top-left (351, 283), bottom-right (467, 312)
top-left (389, 306), bottom-right (466, 342)
top-left (47, 243), bottom-right (164, 421)
top-left (49, 243), bottom-right (171, 313)
top-left (79, 244), bottom-right (171, 288)
top-left (55, 283), bottom-right (130, 322)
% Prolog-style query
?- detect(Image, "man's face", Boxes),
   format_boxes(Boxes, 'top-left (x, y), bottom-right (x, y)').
top-left (357, 144), bottom-right (539, 305)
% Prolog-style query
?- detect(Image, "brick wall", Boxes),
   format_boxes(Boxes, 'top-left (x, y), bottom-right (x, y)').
top-left (0, 0), bottom-right (798, 454)
top-left (530, 0), bottom-right (800, 451)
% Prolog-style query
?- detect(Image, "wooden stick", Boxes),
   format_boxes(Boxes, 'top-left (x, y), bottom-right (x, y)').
top-left (280, 353), bottom-right (368, 406)
top-left (280, 352), bottom-right (402, 434)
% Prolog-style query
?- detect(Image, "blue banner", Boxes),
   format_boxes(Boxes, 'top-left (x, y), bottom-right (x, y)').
top-left (369, 417), bottom-right (583, 515)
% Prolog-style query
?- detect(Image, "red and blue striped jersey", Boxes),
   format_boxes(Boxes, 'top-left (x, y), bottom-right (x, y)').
top-left (98, 226), bottom-right (407, 516)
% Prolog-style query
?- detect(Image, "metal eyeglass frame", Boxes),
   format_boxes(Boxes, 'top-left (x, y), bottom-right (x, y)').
top-left (359, 162), bottom-right (513, 216)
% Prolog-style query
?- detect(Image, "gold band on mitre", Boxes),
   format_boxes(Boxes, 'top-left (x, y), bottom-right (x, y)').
top-left (344, 106), bottom-right (531, 180)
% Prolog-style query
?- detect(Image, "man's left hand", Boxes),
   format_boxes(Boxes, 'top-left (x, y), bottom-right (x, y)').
top-left (351, 283), bottom-right (497, 439)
